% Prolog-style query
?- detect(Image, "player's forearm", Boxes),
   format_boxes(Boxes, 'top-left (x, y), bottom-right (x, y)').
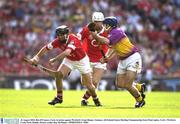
top-left (54, 49), bottom-right (71, 61)
top-left (35, 46), bottom-right (48, 58)
top-left (91, 32), bottom-right (109, 44)
top-left (106, 48), bottom-right (116, 60)
top-left (32, 46), bottom-right (48, 62)
top-left (54, 53), bottom-right (67, 61)
top-left (108, 51), bottom-right (116, 60)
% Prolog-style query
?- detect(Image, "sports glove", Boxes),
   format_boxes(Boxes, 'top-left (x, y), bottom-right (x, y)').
top-left (88, 22), bottom-right (96, 32)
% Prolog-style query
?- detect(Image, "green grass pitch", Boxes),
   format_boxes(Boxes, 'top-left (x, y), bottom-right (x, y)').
top-left (0, 89), bottom-right (180, 118)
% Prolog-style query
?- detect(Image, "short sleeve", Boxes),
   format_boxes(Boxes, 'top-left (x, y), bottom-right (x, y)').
top-left (46, 38), bottom-right (59, 50)
top-left (67, 41), bottom-right (76, 50)
top-left (109, 29), bottom-right (126, 45)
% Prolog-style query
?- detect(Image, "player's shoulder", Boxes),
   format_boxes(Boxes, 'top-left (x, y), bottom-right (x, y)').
top-left (110, 28), bottom-right (126, 38)
top-left (82, 25), bottom-right (89, 32)
top-left (68, 34), bottom-right (80, 42)
top-left (68, 33), bottom-right (78, 39)
top-left (47, 38), bottom-right (59, 49)
top-left (111, 28), bottom-right (125, 34)
top-left (51, 37), bottom-right (59, 43)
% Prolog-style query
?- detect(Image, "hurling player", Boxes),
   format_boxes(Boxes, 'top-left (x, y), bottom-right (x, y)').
top-left (91, 17), bottom-right (146, 108)
top-left (77, 12), bottom-right (108, 106)
top-left (29, 25), bottom-right (101, 106)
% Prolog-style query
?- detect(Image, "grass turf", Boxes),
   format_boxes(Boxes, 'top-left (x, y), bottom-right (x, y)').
top-left (0, 89), bottom-right (180, 118)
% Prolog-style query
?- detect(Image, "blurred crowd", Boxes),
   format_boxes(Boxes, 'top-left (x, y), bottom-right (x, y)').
top-left (0, 0), bottom-right (180, 79)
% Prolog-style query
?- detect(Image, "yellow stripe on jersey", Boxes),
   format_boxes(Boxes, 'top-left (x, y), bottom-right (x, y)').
top-left (112, 37), bottom-right (134, 58)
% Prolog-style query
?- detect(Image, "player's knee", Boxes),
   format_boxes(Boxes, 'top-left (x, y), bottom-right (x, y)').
top-left (116, 80), bottom-right (125, 88)
top-left (94, 83), bottom-right (98, 88)
top-left (123, 78), bottom-right (133, 89)
top-left (81, 76), bottom-right (88, 86)
top-left (124, 83), bottom-right (132, 89)
top-left (116, 82), bottom-right (125, 88)
top-left (116, 78), bottom-right (125, 88)
top-left (93, 79), bottom-right (99, 88)
top-left (87, 84), bottom-right (96, 92)
top-left (84, 80), bottom-right (96, 91)
top-left (55, 71), bottom-right (63, 79)
top-left (81, 82), bottom-right (85, 86)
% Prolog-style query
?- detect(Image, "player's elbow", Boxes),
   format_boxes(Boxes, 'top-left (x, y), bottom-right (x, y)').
top-left (64, 49), bottom-right (72, 56)
top-left (104, 39), bottom-right (110, 44)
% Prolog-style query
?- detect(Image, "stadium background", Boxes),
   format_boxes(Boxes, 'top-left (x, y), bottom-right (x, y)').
top-left (0, 0), bottom-right (180, 91)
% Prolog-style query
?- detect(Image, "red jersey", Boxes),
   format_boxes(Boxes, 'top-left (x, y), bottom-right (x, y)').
top-left (46, 34), bottom-right (86, 61)
top-left (79, 26), bottom-right (108, 62)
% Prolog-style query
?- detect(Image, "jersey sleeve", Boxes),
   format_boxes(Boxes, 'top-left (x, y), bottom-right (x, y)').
top-left (46, 38), bottom-right (59, 50)
top-left (66, 35), bottom-right (76, 51)
top-left (78, 26), bottom-right (89, 41)
top-left (67, 41), bottom-right (76, 51)
top-left (109, 29), bottom-right (126, 45)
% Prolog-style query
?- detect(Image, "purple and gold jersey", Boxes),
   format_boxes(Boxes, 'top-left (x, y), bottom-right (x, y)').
top-left (109, 28), bottom-right (139, 60)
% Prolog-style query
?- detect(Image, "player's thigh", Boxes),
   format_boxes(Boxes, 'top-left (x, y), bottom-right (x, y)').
top-left (75, 55), bottom-right (92, 74)
top-left (74, 56), bottom-right (92, 85)
top-left (116, 73), bottom-right (126, 88)
top-left (81, 72), bottom-right (93, 86)
top-left (57, 58), bottom-right (73, 77)
top-left (116, 60), bottom-right (126, 87)
top-left (126, 52), bottom-right (142, 74)
top-left (124, 70), bottom-right (137, 87)
top-left (57, 64), bottom-right (72, 78)
top-left (117, 60), bottom-right (126, 74)
top-left (116, 71), bottom-right (137, 88)
top-left (92, 68), bottom-right (104, 86)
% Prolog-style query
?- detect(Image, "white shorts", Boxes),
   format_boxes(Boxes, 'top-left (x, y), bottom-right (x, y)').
top-left (117, 52), bottom-right (142, 74)
top-left (61, 55), bottom-right (92, 74)
top-left (90, 62), bottom-right (107, 70)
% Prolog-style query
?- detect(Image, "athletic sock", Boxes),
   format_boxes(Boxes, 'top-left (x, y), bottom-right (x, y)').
top-left (57, 90), bottom-right (63, 99)
top-left (135, 95), bottom-right (143, 102)
top-left (134, 82), bottom-right (142, 92)
top-left (82, 91), bottom-right (91, 100)
top-left (92, 94), bottom-right (98, 100)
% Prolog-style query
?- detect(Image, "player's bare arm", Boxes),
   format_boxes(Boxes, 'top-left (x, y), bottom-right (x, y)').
top-left (106, 48), bottom-right (116, 59)
top-left (90, 31), bottom-right (109, 45)
top-left (100, 48), bottom-right (115, 63)
top-left (30, 46), bottom-right (49, 64)
top-left (49, 49), bottom-right (72, 64)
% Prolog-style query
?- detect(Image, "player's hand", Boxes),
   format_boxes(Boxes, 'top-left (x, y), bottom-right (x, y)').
top-left (30, 55), bottom-right (39, 65)
top-left (88, 22), bottom-right (96, 32)
top-left (104, 26), bottom-right (111, 32)
top-left (49, 58), bottom-right (56, 66)
top-left (100, 57), bottom-right (108, 64)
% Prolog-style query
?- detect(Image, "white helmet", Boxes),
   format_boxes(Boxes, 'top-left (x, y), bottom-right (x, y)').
top-left (92, 12), bottom-right (104, 22)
